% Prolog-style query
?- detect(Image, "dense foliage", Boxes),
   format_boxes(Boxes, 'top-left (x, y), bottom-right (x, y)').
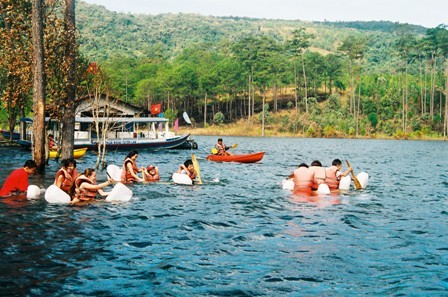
top-left (1, 1), bottom-right (447, 140)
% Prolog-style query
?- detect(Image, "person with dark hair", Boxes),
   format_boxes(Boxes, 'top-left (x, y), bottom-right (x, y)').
top-left (71, 168), bottom-right (112, 204)
top-left (293, 163), bottom-right (315, 195)
top-left (176, 159), bottom-right (196, 180)
top-left (121, 150), bottom-right (144, 183)
top-left (45, 133), bottom-right (58, 165)
top-left (0, 160), bottom-right (37, 197)
top-left (214, 138), bottom-right (231, 156)
top-left (325, 159), bottom-right (352, 190)
top-left (54, 158), bottom-right (78, 196)
top-left (309, 160), bottom-right (326, 190)
top-left (143, 165), bottom-right (160, 182)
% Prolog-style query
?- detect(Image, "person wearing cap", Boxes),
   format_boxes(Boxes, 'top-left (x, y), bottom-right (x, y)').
top-left (143, 165), bottom-right (160, 182)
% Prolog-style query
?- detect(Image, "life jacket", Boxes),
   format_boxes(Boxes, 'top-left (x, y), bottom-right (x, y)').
top-left (145, 166), bottom-right (160, 182)
top-left (325, 166), bottom-right (340, 190)
top-left (121, 158), bottom-right (139, 183)
top-left (310, 166), bottom-right (326, 190)
top-left (177, 165), bottom-right (195, 180)
top-left (214, 143), bottom-right (226, 155)
top-left (293, 167), bottom-right (315, 194)
top-left (73, 175), bottom-right (97, 201)
top-left (54, 168), bottom-right (74, 194)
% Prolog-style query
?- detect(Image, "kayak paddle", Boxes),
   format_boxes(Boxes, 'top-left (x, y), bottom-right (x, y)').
top-left (346, 160), bottom-right (362, 190)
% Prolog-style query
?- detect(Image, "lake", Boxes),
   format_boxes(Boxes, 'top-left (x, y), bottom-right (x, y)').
top-left (1, 136), bottom-right (447, 296)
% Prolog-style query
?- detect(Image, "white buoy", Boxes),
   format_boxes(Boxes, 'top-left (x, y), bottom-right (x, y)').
top-left (357, 172), bottom-right (369, 189)
top-left (172, 173), bottom-right (193, 185)
top-left (339, 176), bottom-right (351, 190)
top-left (44, 185), bottom-right (71, 204)
top-left (106, 165), bottom-right (122, 182)
top-left (26, 185), bottom-right (41, 199)
top-left (106, 183), bottom-right (132, 202)
top-left (282, 179), bottom-right (294, 190)
top-left (317, 183), bottom-right (331, 194)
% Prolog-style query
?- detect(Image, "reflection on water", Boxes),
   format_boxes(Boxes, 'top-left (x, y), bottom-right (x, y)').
top-left (1, 137), bottom-right (447, 295)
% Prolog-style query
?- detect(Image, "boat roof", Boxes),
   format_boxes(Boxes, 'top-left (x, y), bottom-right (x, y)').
top-left (75, 117), bottom-right (169, 123)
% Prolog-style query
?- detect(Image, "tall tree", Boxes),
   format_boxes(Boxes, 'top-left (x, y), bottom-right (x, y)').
top-left (288, 28), bottom-right (313, 114)
top-left (59, 0), bottom-right (76, 159)
top-left (31, 0), bottom-right (46, 173)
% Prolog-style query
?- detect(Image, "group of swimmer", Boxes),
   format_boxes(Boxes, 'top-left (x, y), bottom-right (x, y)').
top-left (0, 148), bottom-right (198, 204)
top-left (0, 137), bottom-right (355, 202)
top-left (290, 159), bottom-right (352, 195)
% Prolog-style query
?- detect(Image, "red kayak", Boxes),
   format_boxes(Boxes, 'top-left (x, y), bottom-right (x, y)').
top-left (206, 151), bottom-right (265, 163)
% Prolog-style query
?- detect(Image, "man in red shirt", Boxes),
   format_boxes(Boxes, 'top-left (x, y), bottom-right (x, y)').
top-left (0, 160), bottom-right (37, 197)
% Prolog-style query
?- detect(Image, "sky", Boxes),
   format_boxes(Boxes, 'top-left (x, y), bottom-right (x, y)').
top-left (82, 0), bottom-right (447, 28)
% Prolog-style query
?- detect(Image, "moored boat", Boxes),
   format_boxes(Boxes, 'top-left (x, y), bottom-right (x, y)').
top-left (206, 151), bottom-right (265, 163)
top-left (17, 116), bottom-right (192, 151)
top-left (49, 147), bottom-right (88, 159)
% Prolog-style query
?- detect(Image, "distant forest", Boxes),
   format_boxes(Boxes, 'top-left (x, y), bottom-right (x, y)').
top-left (1, 1), bottom-right (447, 139)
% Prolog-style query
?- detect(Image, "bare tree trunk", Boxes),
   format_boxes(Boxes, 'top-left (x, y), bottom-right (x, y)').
top-left (444, 60), bottom-right (448, 140)
top-left (261, 92), bottom-right (265, 137)
top-left (60, 0), bottom-right (76, 159)
top-left (273, 83), bottom-right (278, 112)
top-left (430, 54), bottom-right (436, 120)
top-left (204, 92), bottom-right (207, 127)
top-left (31, 0), bottom-right (46, 173)
top-left (294, 60), bottom-right (298, 113)
top-left (302, 56), bottom-right (308, 114)
top-left (248, 74), bottom-right (251, 122)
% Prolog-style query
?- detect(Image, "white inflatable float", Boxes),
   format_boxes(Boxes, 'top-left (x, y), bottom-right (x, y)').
top-left (106, 183), bottom-right (133, 202)
top-left (45, 185), bottom-right (71, 204)
top-left (106, 164), bottom-right (122, 182)
top-left (172, 173), bottom-right (193, 185)
top-left (26, 185), bottom-right (41, 199)
top-left (357, 172), bottom-right (369, 189)
top-left (282, 179), bottom-right (330, 194)
top-left (338, 176), bottom-right (351, 190)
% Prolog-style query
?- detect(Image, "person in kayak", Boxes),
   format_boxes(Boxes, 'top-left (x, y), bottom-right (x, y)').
top-left (214, 138), bottom-right (231, 156)
top-left (143, 165), bottom-right (160, 182)
top-left (293, 163), bottom-right (315, 195)
top-left (54, 158), bottom-right (78, 196)
top-left (0, 160), bottom-right (37, 197)
top-left (325, 159), bottom-right (352, 190)
top-left (176, 159), bottom-right (196, 180)
top-left (71, 168), bottom-right (112, 204)
top-left (309, 160), bottom-right (327, 191)
top-left (121, 150), bottom-right (144, 183)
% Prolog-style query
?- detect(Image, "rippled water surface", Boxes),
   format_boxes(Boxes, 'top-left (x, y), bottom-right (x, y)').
top-left (1, 136), bottom-right (447, 296)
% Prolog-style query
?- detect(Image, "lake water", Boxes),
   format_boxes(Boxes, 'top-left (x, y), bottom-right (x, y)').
top-left (1, 136), bottom-right (447, 296)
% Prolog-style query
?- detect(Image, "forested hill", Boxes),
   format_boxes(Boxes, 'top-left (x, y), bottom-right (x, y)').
top-left (76, 1), bottom-right (425, 61)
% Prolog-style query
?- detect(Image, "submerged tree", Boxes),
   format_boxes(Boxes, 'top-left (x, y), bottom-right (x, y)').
top-left (31, 0), bottom-right (46, 173)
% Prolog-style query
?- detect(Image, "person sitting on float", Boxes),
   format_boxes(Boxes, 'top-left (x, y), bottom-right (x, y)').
top-left (293, 163), bottom-right (315, 195)
top-left (54, 158), bottom-right (78, 196)
top-left (214, 138), bottom-right (231, 156)
top-left (71, 168), bottom-right (112, 204)
top-left (325, 159), bottom-right (352, 190)
top-left (309, 160), bottom-right (327, 191)
top-left (143, 165), bottom-right (160, 182)
top-left (121, 150), bottom-right (144, 183)
top-left (175, 159), bottom-right (196, 181)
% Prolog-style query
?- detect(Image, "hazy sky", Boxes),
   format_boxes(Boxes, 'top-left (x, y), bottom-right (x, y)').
top-left (82, 0), bottom-right (447, 28)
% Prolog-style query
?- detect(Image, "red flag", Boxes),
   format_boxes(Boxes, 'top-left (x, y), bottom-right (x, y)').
top-left (150, 104), bottom-right (161, 115)
top-left (174, 118), bottom-right (179, 132)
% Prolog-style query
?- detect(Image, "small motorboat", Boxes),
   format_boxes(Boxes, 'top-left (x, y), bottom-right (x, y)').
top-left (206, 151), bottom-right (265, 163)
top-left (49, 147), bottom-right (88, 159)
